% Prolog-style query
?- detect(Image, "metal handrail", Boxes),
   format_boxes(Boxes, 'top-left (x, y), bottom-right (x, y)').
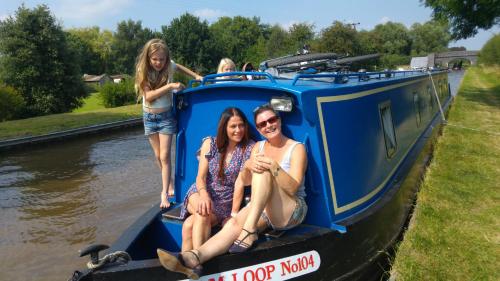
top-left (193, 72), bottom-right (276, 87)
top-left (291, 70), bottom-right (441, 85)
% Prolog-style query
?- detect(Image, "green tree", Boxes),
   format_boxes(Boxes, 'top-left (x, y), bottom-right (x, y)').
top-left (371, 22), bottom-right (412, 68)
top-left (317, 21), bottom-right (360, 56)
top-left (245, 35), bottom-right (267, 68)
top-left (478, 34), bottom-right (500, 65)
top-left (111, 20), bottom-right (155, 74)
top-left (66, 31), bottom-right (103, 75)
top-left (0, 84), bottom-right (25, 121)
top-left (162, 13), bottom-right (220, 74)
top-left (67, 27), bottom-right (114, 74)
top-left (0, 5), bottom-right (86, 117)
top-left (210, 16), bottom-right (264, 66)
top-left (289, 23), bottom-right (315, 52)
top-left (423, 0), bottom-right (500, 40)
top-left (357, 30), bottom-right (378, 55)
top-left (266, 25), bottom-right (293, 59)
top-left (410, 21), bottom-right (451, 56)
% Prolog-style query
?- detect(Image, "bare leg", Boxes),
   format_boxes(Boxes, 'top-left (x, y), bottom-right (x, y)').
top-left (241, 171), bottom-right (273, 234)
top-left (192, 213), bottom-right (215, 249)
top-left (181, 207), bottom-right (266, 268)
top-left (181, 215), bottom-right (195, 252)
top-left (184, 193), bottom-right (218, 251)
top-left (149, 133), bottom-right (173, 208)
top-left (235, 171), bottom-right (297, 246)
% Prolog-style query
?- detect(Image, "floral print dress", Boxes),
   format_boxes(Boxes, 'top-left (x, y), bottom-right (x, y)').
top-left (180, 137), bottom-right (255, 223)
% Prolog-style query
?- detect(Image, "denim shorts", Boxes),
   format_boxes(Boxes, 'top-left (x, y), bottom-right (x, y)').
top-left (261, 197), bottom-right (307, 231)
top-left (143, 110), bottom-right (177, 135)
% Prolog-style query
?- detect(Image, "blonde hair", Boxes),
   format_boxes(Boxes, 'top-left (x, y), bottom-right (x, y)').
top-left (217, 58), bottom-right (236, 74)
top-left (135, 38), bottom-right (172, 98)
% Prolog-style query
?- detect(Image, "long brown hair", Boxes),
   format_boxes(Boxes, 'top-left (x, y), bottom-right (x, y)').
top-left (216, 107), bottom-right (251, 181)
top-left (134, 38), bottom-right (172, 99)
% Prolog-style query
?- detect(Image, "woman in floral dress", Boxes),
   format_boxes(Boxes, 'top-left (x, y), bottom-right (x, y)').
top-left (179, 107), bottom-right (255, 254)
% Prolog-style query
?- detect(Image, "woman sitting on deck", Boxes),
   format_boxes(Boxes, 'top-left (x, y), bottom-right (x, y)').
top-left (179, 107), bottom-right (255, 253)
top-left (158, 104), bottom-right (308, 279)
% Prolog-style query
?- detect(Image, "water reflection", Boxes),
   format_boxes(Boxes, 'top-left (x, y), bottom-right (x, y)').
top-left (0, 128), bottom-right (161, 281)
top-left (448, 70), bottom-right (465, 96)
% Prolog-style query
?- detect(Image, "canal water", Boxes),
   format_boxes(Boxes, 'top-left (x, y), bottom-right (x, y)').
top-left (0, 71), bottom-right (464, 281)
top-left (0, 128), bottom-right (165, 281)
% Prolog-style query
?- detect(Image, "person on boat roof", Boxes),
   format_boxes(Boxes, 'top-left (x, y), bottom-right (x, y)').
top-left (179, 107), bottom-right (255, 253)
top-left (217, 58), bottom-right (237, 80)
top-left (158, 104), bottom-right (308, 279)
top-left (135, 38), bottom-right (203, 209)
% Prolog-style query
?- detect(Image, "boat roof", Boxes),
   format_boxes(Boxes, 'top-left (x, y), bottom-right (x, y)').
top-left (184, 70), bottom-right (441, 96)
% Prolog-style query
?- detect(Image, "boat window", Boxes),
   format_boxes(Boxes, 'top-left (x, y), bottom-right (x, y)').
top-left (413, 91), bottom-right (422, 127)
top-left (379, 102), bottom-right (397, 158)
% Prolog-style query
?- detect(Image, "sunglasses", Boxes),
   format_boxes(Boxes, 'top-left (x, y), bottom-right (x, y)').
top-left (256, 115), bottom-right (280, 129)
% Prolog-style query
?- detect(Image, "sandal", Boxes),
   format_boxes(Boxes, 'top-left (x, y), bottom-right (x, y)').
top-left (228, 229), bottom-right (258, 253)
top-left (157, 249), bottom-right (203, 280)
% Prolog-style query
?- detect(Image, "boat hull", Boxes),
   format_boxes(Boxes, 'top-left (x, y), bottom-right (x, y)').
top-left (72, 96), bottom-right (449, 281)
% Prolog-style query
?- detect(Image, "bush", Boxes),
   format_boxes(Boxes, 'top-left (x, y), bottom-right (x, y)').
top-left (479, 34), bottom-right (500, 66)
top-left (0, 84), bottom-right (26, 121)
top-left (99, 79), bottom-right (136, 108)
top-left (380, 54), bottom-right (411, 69)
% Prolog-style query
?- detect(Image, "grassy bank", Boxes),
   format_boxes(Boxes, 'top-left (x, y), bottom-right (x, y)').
top-left (72, 92), bottom-right (104, 112)
top-left (390, 66), bottom-right (500, 280)
top-left (0, 103), bottom-right (141, 140)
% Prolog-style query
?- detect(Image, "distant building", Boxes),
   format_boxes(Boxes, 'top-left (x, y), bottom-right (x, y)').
top-left (110, 74), bottom-right (130, 83)
top-left (83, 74), bottom-right (112, 87)
top-left (410, 57), bottom-right (429, 70)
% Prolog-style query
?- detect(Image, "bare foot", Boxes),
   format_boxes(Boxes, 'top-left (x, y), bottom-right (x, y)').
top-left (160, 193), bottom-right (171, 208)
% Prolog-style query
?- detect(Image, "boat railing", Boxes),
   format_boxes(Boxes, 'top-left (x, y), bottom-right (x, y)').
top-left (291, 70), bottom-right (438, 85)
top-left (188, 72), bottom-right (277, 88)
top-left (187, 70), bottom-right (440, 88)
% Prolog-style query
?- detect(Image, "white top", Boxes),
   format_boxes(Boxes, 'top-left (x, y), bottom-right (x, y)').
top-left (143, 60), bottom-right (176, 110)
top-left (258, 141), bottom-right (307, 198)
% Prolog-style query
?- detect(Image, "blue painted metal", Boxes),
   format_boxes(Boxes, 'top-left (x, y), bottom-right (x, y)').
top-left (172, 70), bottom-right (451, 228)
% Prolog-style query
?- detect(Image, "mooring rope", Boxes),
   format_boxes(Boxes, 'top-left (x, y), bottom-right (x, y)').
top-left (86, 251), bottom-right (131, 270)
top-left (427, 71), bottom-right (447, 122)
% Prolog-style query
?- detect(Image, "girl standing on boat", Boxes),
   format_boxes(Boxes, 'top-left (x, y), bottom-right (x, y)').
top-left (179, 107), bottom-right (255, 252)
top-left (158, 104), bottom-right (308, 278)
top-left (135, 38), bottom-right (202, 209)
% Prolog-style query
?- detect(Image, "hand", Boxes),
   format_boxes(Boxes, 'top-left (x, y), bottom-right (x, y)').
top-left (195, 75), bottom-right (203, 81)
top-left (169, 82), bottom-right (185, 92)
top-left (252, 153), bottom-right (273, 173)
top-left (197, 190), bottom-right (212, 216)
top-left (160, 192), bottom-right (171, 209)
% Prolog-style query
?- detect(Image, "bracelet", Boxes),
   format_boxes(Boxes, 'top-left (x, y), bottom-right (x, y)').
top-left (231, 212), bottom-right (238, 218)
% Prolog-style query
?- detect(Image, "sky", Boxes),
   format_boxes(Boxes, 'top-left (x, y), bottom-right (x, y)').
top-left (1, 0), bottom-right (498, 50)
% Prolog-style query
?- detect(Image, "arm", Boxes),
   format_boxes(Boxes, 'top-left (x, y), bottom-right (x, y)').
top-left (257, 144), bottom-right (307, 197)
top-left (175, 63), bottom-right (203, 81)
top-left (142, 82), bottom-right (184, 103)
top-left (195, 138), bottom-right (213, 216)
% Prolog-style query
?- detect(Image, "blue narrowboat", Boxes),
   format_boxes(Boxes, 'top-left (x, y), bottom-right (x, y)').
top-left (70, 53), bottom-right (452, 281)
